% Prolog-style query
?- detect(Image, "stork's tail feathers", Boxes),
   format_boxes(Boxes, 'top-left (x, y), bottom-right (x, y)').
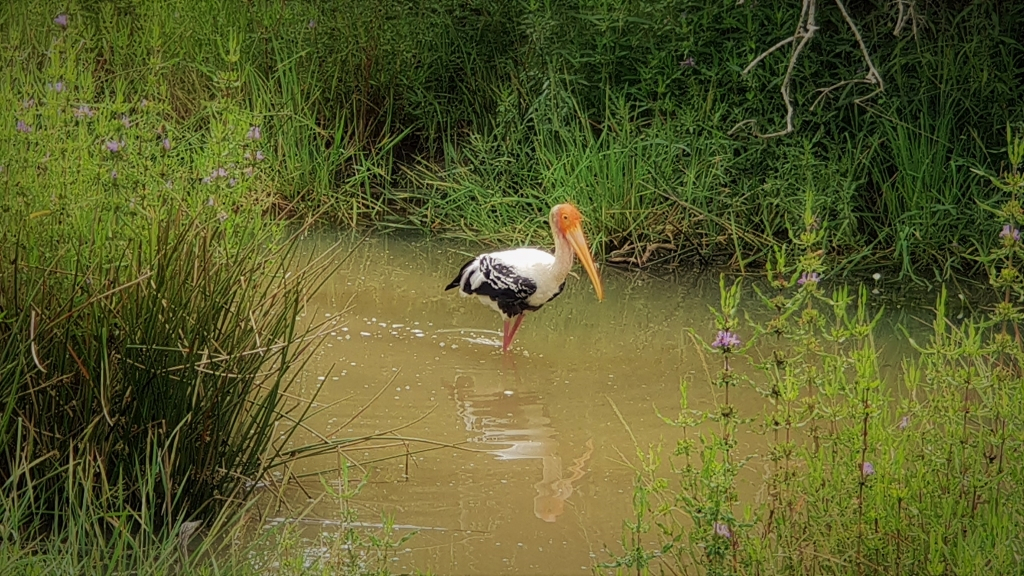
top-left (445, 258), bottom-right (476, 291)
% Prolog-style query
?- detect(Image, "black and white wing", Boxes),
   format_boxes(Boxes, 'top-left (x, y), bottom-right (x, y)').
top-left (445, 252), bottom-right (541, 318)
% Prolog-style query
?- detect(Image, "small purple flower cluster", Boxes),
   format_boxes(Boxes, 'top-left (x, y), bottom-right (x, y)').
top-left (16, 120), bottom-right (32, 134)
top-left (47, 81), bottom-right (65, 93)
top-left (244, 150), bottom-right (266, 162)
top-left (161, 138), bottom-right (171, 151)
top-left (73, 105), bottom-right (95, 118)
top-left (246, 125), bottom-right (262, 140)
top-left (711, 330), bottom-right (741, 351)
top-left (713, 522), bottom-right (731, 539)
top-left (202, 167), bottom-right (230, 184)
top-left (797, 272), bottom-right (820, 286)
top-left (54, 13), bottom-right (68, 27)
top-left (861, 461), bottom-right (875, 477)
top-left (105, 140), bottom-right (126, 153)
top-left (1000, 224), bottom-right (1020, 243)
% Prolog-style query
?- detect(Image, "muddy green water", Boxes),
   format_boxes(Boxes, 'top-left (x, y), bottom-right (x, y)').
top-left (269, 232), bottom-right (929, 575)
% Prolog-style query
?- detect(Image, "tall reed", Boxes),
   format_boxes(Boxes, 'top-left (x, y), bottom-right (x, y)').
top-left (0, 1), bottom-right (345, 551)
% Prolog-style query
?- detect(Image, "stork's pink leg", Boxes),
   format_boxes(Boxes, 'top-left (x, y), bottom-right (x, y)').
top-left (504, 313), bottom-right (526, 351)
top-left (502, 318), bottom-right (512, 351)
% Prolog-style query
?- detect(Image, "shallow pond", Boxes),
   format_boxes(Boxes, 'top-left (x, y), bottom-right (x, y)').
top-left (270, 232), bottom-right (936, 575)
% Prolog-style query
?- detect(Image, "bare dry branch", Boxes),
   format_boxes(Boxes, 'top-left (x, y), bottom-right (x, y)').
top-left (834, 0), bottom-right (883, 92)
top-left (741, 36), bottom-right (795, 76)
top-left (758, 0), bottom-right (819, 138)
top-left (893, 0), bottom-right (918, 37)
top-left (734, 0), bottom-right (887, 138)
top-left (811, 78), bottom-right (861, 110)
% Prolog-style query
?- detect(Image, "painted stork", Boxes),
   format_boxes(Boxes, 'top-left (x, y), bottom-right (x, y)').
top-left (444, 203), bottom-right (604, 351)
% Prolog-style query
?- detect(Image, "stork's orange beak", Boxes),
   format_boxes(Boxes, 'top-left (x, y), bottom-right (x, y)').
top-left (564, 224), bottom-right (604, 301)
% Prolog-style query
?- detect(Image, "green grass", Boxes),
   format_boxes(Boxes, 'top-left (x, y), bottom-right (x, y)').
top-left (0, 3), bottom-right (416, 571)
top-left (5, 0), bottom-right (1021, 280)
top-left (599, 137), bottom-right (1024, 575)
top-left (2, 0), bottom-right (1024, 572)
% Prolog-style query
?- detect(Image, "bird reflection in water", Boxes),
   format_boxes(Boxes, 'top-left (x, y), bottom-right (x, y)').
top-left (449, 374), bottom-right (593, 522)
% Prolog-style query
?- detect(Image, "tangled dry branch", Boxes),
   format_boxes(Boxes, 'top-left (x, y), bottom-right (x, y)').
top-left (732, 0), bottom-right (911, 138)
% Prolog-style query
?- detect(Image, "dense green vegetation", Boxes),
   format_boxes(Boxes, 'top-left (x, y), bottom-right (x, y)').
top-left (602, 138), bottom-right (1024, 574)
top-left (7, 0), bottom-right (1022, 279)
top-left (0, 3), bottom-right (409, 572)
top-left (2, 0), bottom-right (1023, 574)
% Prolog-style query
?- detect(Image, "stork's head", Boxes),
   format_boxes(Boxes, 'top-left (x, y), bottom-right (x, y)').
top-left (550, 203), bottom-right (604, 301)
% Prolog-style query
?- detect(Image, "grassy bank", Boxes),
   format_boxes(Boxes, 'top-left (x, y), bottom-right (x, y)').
top-left (4, 0), bottom-right (1023, 280)
top-left (0, 3), bottom-right (420, 571)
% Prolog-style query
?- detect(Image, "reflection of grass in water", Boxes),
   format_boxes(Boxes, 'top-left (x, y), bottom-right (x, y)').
top-left (603, 134), bottom-right (1024, 575)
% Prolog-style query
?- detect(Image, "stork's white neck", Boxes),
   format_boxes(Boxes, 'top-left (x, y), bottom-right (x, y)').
top-left (549, 215), bottom-right (574, 282)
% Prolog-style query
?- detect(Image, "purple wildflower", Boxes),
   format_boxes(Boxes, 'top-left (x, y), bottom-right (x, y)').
top-left (201, 177), bottom-right (211, 184)
top-left (16, 120), bottom-right (32, 133)
top-left (713, 522), bottom-right (731, 539)
top-left (246, 125), bottom-right (262, 140)
top-left (217, 211), bottom-right (228, 223)
top-left (228, 178), bottom-right (237, 187)
top-left (161, 138), bottom-right (171, 151)
top-left (255, 150), bottom-right (265, 162)
top-left (54, 13), bottom-right (68, 27)
top-left (1000, 224), bottom-right (1020, 243)
top-left (797, 272), bottom-right (820, 286)
top-left (140, 98), bottom-right (148, 108)
top-left (679, 56), bottom-right (695, 68)
top-left (308, 19), bottom-right (317, 29)
top-left (48, 81), bottom-right (65, 93)
top-left (898, 415), bottom-right (910, 430)
top-left (73, 105), bottom-right (95, 118)
top-left (22, 98), bottom-right (35, 109)
top-left (861, 461), bottom-right (875, 477)
top-left (105, 140), bottom-right (125, 153)
top-left (216, 167), bottom-right (228, 178)
top-left (711, 330), bottom-right (741, 351)
top-left (206, 197), bottom-right (215, 206)
top-left (120, 115), bottom-right (131, 129)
